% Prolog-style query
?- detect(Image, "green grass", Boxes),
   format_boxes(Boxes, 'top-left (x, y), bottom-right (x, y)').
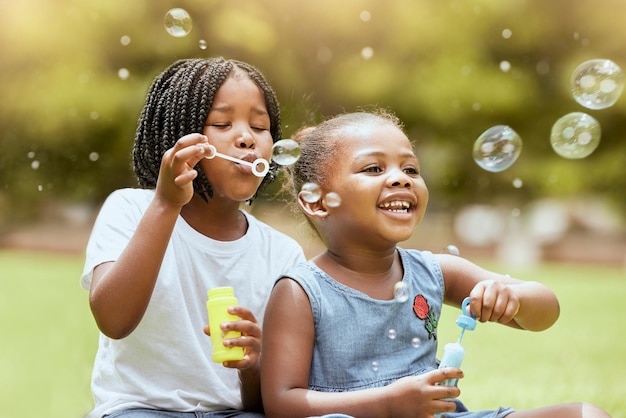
top-left (1, 250), bottom-right (624, 417)
top-left (437, 262), bottom-right (626, 416)
top-left (0, 250), bottom-right (98, 418)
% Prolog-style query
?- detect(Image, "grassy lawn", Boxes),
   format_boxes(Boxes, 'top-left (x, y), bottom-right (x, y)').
top-left (0, 250), bottom-right (624, 418)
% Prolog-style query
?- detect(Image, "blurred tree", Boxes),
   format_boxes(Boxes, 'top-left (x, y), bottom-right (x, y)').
top-left (0, 0), bottom-right (624, 229)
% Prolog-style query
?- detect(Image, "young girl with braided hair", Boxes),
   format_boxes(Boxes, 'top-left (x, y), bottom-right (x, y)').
top-left (260, 110), bottom-right (610, 418)
top-left (81, 57), bottom-right (304, 417)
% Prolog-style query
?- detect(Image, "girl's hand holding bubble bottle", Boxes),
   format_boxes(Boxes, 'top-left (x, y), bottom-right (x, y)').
top-left (206, 286), bottom-right (245, 363)
top-left (435, 297), bottom-right (476, 417)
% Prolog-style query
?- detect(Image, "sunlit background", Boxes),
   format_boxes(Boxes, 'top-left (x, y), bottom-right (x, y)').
top-left (1, 0), bottom-right (625, 417)
top-left (1, 0), bottom-right (625, 265)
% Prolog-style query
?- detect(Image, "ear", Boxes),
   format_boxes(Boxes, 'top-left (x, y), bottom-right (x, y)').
top-left (298, 192), bottom-right (329, 220)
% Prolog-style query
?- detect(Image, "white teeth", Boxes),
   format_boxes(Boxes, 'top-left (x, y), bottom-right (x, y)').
top-left (379, 201), bottom-right (411, 211)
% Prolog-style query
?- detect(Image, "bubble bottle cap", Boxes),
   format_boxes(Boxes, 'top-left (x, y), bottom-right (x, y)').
top-left (454, 297), bottom-right (477, 345)
top-left (456, 297), bottom-right (477, 331)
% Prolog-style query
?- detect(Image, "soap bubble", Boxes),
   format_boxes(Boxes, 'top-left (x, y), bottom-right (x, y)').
top-left (571, 59), bottom-right (624, 109)
top-left (411, 337), bottom-right (421, 348)
top-left (387, 329), bottom-right (397, 340)
top-left (299, 182), bottom-right (322, 203)
top-left (393, 281), bottom-right (409, 303)
top-left (118, 68), bottom-right (130, 80)
top-left (272, 139), bottom-right (301, 165)
top-left (444, 245), bottom-right (460, 256)
top-left (323, 192), bottom-right (342, 208)
top-left (371, 361), bottom-right (380, 372)
top-left (472, 125), bottom-right (522, 172)
top-left (164, 8), bottom-right (192, 38)
top-left (550, 112), bottom-right (601, 159)
top-left (198, 39), bottom-right (208, 50)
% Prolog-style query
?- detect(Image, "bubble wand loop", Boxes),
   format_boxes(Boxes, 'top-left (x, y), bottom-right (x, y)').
top-left (203, 144), bottom-right (269, 177)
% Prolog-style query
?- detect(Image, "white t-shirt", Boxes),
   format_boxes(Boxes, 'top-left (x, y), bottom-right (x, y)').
top-left (81, 188), bottom-right (305, 418)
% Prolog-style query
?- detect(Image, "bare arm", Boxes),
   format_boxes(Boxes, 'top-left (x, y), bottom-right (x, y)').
top-left (89, 134), bottom-right (210, 339)
top-left (261, 278), bottom-right (463, 418)
top-left (437, 254), bottom-right (560, 331)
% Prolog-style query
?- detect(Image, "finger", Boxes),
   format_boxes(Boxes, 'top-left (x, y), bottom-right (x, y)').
top-left (170, 142), bottom-right (210, 170)
top-left (222, 355), bottom-right (255, 370)
top-left (173, 169), bottom-right (198, 188)
top-left (435, 398), bottom-right (460, 415)
top-left (489, 294), bottom-right (511, 323)
top-left (478, 285), bottom-right (498, 323)
top-left (435, 381), bottom-right (461, 399)
top-left (228, 306), bottom-right (258, 324)
top-left (431, 367), bottom-right (464, 384)
top-left (223, 319), bottom-right (261, 339)
top-left (499, 296), bottom-right (520, 324)
top-left (172, 133), bottom-right (209, 151)
top-left (224, 334), bottom-right (260, 353)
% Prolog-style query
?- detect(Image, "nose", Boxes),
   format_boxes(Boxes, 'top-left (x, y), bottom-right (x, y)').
top-left (236, 128), bottom-right (255, 149)
top-left (388, 168), bottom-right (412, 188)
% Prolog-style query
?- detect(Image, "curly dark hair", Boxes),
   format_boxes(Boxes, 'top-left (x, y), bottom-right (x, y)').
top-left (132, 57), bottom-right (282, 203)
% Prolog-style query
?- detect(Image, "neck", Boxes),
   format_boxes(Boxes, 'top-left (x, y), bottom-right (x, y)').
top-left (313, 247), bottom-right (402, 300)
top-left (180, 194), bottom-right (248, 241)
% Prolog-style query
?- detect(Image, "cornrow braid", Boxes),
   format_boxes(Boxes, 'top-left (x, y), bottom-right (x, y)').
top-left (132, 57), bottom-right (282, 203)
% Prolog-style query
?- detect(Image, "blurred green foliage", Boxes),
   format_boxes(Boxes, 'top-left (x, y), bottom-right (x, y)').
top-left (1, 0), bottom-right (625, 227)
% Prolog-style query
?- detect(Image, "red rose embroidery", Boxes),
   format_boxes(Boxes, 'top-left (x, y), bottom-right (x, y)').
top-left (413, 294), bottom-right (429, 319)
top-left (413, 294), bottom-right (438, 340)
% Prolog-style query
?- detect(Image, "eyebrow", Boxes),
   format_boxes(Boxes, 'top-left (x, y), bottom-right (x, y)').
top-left (209, 104), bottom-right (269, 117)
top-left (353, 150), bottom-right (417, 160)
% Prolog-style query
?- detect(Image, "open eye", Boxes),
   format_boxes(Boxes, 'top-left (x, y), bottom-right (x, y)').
top-left (403, 166), bottom-right (420, 176)
top-left (362, 165), bottom-right (382, 174)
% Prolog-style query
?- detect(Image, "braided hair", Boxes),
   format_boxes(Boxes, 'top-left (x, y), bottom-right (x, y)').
top-left (132, 57), bottom-right (282, 203)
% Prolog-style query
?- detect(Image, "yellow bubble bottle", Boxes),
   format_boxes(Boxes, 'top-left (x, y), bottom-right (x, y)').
top-left (206, 287), bottom-right (244, 363)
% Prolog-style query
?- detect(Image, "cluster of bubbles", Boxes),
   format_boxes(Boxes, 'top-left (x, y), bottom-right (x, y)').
top-left (550, 58), bottom-right (621, 158)
top-left (270, 139), bottom-right (343, 209)
top-left (473, 58), bottom-right (623, 172)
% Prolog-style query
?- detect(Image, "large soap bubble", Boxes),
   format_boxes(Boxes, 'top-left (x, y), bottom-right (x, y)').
top-left (272, 139), bottom-right (301, 166)
top-left (550, 112), bottom-right (601, 159)
top-left (472, 125), bottom-right (522, 172)
top-left (571, 59), bottom-right (624, 110)
top-left (164, 8), bottom-right (192, 38)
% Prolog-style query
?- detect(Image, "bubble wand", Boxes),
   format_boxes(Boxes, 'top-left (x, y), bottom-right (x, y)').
top-left (203, 144), bottom-right (269, 177)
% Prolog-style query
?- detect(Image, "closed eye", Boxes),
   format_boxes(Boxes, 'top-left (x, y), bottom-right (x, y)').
top-left (206, 123), bottom-right (231, 129)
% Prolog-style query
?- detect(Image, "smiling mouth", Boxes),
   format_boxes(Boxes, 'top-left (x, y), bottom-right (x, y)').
top-left (378, 201), bottom-right (412, 213)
